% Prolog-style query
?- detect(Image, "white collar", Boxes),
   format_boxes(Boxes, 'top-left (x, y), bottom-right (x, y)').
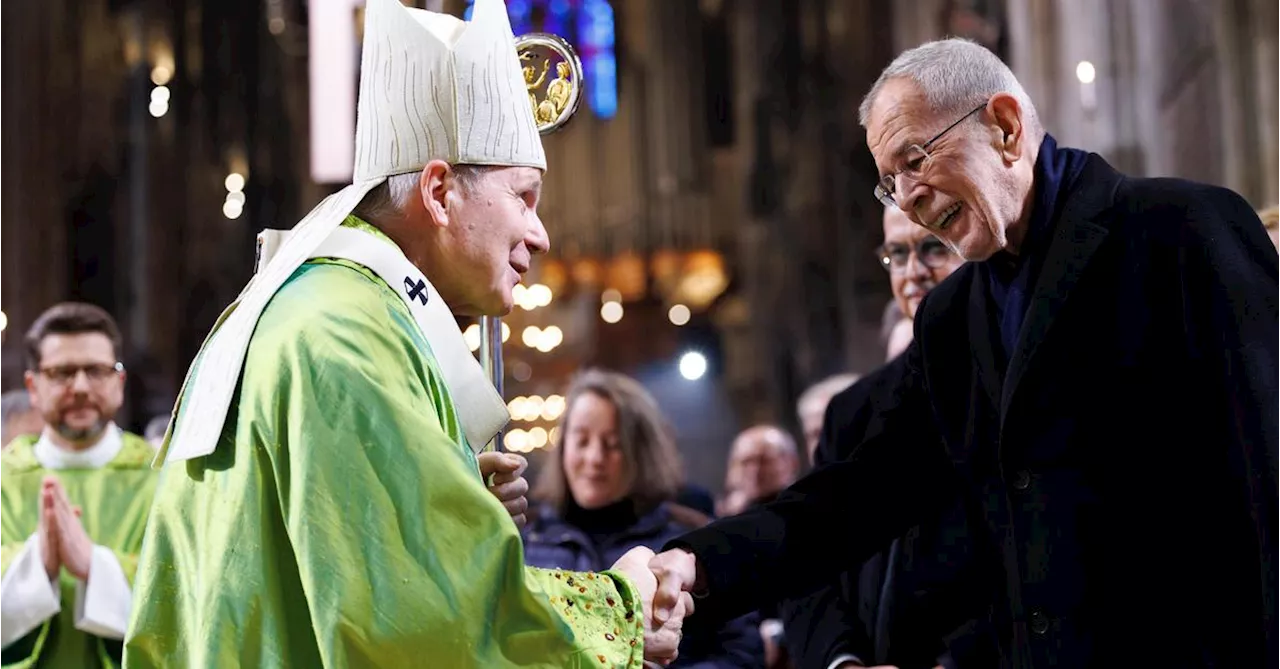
top-left (33, 423), bottom-right (123, 470)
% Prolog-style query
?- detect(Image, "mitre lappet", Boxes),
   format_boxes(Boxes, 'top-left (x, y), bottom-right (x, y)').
top-left (159, 0), bottom-right (542, 465)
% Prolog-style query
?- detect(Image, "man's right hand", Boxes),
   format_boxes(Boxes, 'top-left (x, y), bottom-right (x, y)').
top-left (38, 477), bottom-right (61, 581)
top-left (647, 548), bottom-right (701, 624)
top-left (612, 546), bottom-right (694, 665)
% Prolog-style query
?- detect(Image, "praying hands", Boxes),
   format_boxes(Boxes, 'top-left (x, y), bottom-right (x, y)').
top-left (37, 475), bottom-right (94, 582)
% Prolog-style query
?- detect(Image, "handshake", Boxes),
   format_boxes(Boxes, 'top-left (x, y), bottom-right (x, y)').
top-left (479, 453), bottom-right (704, 666)
top-left (609, 546), bottom-right (702, 667)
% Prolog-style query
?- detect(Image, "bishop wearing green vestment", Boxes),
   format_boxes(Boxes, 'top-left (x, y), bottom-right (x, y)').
top-left (122, 0), bottom-right (692, 667)
top-left (2, 303), bottom-right (159, 669)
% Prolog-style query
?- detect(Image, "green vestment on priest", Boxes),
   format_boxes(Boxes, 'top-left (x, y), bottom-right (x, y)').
top-left (124, 0), bottom-right (658, 663)
top-left (2, 431), bottom-right (158, 669)
top-left (123, 221), bottom-right (648, 668)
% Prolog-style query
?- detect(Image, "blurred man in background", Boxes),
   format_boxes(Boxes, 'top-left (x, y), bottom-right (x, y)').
top-left (878, 204), bottom-right (965, 360)
top-left (1, 389), bottom-right (43, 449)
top-left (1, 302), bottom-right (158, 668)
top-left (796, 375), bottom-right (859, 465)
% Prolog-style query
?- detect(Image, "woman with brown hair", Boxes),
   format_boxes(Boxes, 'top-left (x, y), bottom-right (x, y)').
top-left (524, 368), bottom-right (763, 668)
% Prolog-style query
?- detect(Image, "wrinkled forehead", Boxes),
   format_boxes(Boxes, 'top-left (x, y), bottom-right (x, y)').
top-left (865, 78), bottom-right (945, 169)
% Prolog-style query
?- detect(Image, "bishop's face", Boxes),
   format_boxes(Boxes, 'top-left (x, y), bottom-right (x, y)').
top-left (434, 166), bottom-right (550, 316)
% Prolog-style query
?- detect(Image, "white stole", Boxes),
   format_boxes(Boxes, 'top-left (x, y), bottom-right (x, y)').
top-left (306, 227), bottom-right (509, 452)
top-left (163, 224), bottom-right (508, 462)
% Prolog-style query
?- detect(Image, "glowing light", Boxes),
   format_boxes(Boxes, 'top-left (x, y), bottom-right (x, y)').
top-left (148, 99), bottom-right (168, 118)
top-left (601, 288), bottom-right (622, 303)
top-left (501, 322), bottom-right (511, 343)
top-left (528, 426), bottom-right (549, 449)
top-left (549, 426), bottom-right (560, 446)
top-left (668, 304), bottom-right (691, 326)
top-left (522, 326), bottom-right (542, 348)
top-left (527, 283), bottom-right (553, 307)
top-left (508, 396), bottom-right (528, 419)
top-left (150, 65), bottom-right (172, 86)
top-left (512, 283), bottom-right (541, 311)
top-left (463, 324), bottom-right (481, 352)
top-left (151, 86), bottom-right (171, 104)
top-left (679, 351), bottom-right (707, 381)
top-left (1076, 60), bottom-right (1096, 84)
top-left (504, 428), bottom-right (529, 453)
top-left (0, 311), bottom-right (7, 332)
top-left (600, 301), bottom-right (623, 323)
top-left (525, 395), bottom-right (545, 421)
top-left (222, 200), bottom-right (243, 219)
top-left (541, 325), bottom-right (563, 350)
top-left (534, 325), bottom-right (563, 352)
top-left (542, 394), bottom-right (566, 421)
top-left (225, 173), bottom-right (246, 193)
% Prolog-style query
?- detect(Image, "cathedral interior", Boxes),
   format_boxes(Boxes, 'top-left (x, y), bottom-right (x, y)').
top-left (2, 0), bottom-right (1276, 489)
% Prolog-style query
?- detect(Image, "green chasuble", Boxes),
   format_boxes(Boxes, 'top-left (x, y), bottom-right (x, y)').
top-left (124, 220), bottom-right (647, 668)
top-left (1, 432), bottom-right (159, 669)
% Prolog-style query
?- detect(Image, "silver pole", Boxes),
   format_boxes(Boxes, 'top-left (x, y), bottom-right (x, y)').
top-left (478, 315), bottom-right (504, 452)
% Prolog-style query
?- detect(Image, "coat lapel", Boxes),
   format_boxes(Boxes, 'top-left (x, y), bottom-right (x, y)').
top-left (1000, 156), bottom-right (1122, 426)
top-left (968, 271), bottom-right (1005, 413)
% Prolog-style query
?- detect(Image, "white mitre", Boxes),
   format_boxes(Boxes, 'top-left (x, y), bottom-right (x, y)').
top-left (156, 0), bottom-right (540, 464)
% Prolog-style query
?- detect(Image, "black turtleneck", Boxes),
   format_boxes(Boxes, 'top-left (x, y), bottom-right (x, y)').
top-left (564, 497), bottom-right (640, 544)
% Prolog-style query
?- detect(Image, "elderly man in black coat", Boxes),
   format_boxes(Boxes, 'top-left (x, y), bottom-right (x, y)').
top-left (648, 37), bottom-right (1278, 668)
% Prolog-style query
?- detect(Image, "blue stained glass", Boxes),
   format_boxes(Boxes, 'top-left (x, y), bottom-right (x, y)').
top-left (579, 0), bottom-right (616, 119)
top-left (588, 52), bottom-right (617, 118)
top-left (464, 0), bottom-right (532, 34)
top-left (463, 0), bottom-right (616, 120)
top-left (542, 0), bottom-right (571, 37)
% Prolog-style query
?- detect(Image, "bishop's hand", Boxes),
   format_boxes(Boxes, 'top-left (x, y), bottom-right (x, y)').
top-left (611, 546), bottom-right (695, 666)
top-left (478, 452), bottom-right (530, 527)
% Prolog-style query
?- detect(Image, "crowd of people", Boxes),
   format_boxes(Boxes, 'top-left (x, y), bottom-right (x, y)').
top-left (2, 0), bottom-right (1276, 667)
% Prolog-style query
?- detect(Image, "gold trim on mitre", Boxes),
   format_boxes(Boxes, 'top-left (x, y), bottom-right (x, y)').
top-left (355, 0), bottom-right (546, 179)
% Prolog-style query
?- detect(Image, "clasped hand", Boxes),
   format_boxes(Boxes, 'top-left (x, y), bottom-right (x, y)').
top-left (478, 451), bottom-right (530, 527)
top-left (611, 547), bottom-right (695, 666)
top-left (37, 475), bottom-right (94, 582)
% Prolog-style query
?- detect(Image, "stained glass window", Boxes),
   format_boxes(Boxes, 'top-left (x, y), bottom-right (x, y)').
top-left (464, 0), bottom-right (617, 120)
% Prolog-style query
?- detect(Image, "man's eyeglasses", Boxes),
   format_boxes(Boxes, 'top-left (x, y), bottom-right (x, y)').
top-left (874, 103), bottom-right (986, 208)
top-left (36, 362), bottom-right (124, 385)
top-left (876, 237), bottom-right (954, 272)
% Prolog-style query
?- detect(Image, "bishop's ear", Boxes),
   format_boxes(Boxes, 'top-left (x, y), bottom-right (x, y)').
top-left (419, 160), bottom-right (454, 228)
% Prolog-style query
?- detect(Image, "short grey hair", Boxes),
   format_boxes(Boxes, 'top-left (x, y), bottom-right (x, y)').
top-left (352, 164), bottom-right (495, 224)
top-left (351, 172), bottom-right (423, 223)
top-left (796, 373), bottom-right (860, 416)
top-left (858, 38), bottom-right (1040, 132)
